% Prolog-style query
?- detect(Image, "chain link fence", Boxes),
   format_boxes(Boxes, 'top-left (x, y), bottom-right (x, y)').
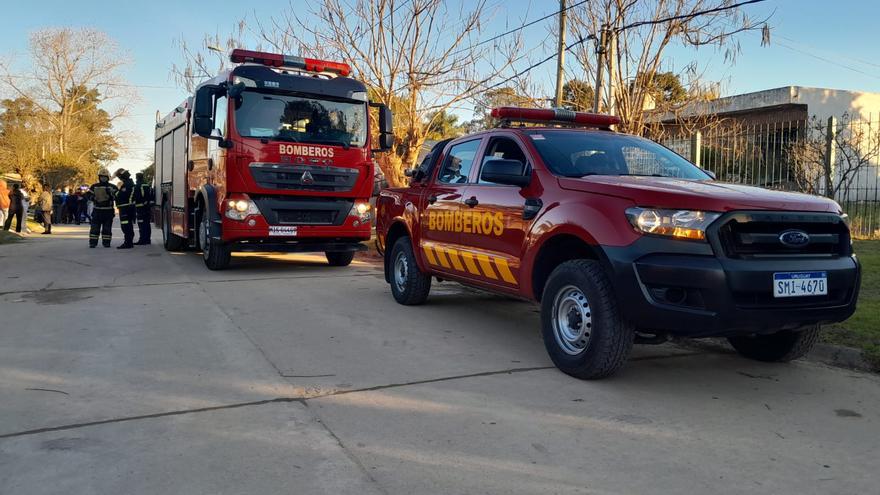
top-left (656, 116), bottom-right (880, 239)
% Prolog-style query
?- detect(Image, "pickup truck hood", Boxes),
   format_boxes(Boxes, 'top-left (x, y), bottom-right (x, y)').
top-left (558, 176), bottom-right (840, 213)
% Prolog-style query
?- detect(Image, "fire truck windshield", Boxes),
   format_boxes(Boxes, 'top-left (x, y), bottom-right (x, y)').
top-left (234, 90), bottom-right (367, 148)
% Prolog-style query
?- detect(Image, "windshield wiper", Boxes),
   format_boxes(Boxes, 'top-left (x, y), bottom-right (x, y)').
top-left (263, 136), bottom-right (299, 144)
top-left (616, 173), bottom-right (666, 177)
top-left (308, 138), bottom-right (351, 150)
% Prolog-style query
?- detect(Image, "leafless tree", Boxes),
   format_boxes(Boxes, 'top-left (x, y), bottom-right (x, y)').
top-left (568, 0), bottom-right (769, 135)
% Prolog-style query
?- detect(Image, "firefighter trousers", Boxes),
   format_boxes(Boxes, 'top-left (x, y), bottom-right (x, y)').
top-left (90, 209), bottom-right (114, 247)
top-left (119, 206), bottom-right (136, 246)
top-left (136, 205), bottom-right (151, 243)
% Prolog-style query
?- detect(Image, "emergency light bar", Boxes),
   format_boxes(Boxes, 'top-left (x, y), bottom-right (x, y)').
top-left (229, 49), bottom-right (351, 77)
top-left (491, 107), bottom-right (620, 129)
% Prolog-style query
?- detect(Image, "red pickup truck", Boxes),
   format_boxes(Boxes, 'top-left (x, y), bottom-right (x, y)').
top-left (375, 107), bottom-right (860, 379)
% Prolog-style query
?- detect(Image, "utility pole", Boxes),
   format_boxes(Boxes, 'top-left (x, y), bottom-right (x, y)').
top-left (592, 25), bottom-right (609, 113)
top-left (606, 26), bottom-right (617, 117)
top-left (554, 0), bottom-right (567, 108)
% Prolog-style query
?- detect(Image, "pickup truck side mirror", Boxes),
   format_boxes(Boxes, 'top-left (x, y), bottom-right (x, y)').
top-left (404, 168), bottom-right (426, 181)
top-left (481, 159), bottom-right (530, 187)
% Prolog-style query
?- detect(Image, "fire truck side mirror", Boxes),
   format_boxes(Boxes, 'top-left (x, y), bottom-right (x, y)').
top-left (193, 85), bottom-right (223, 138)
top-left (378, 104), bottom-right (394, 151)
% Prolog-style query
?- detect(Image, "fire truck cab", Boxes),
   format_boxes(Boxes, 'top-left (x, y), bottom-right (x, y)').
top-left (154, 49), bottom-right (393, 269)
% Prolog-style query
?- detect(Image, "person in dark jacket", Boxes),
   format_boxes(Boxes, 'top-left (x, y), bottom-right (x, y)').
top-left (114, 168), bottom-right (136, 249)
top-left (133, 173), bottom-right (152, 245)
top-left (38, 186), bottom-right (53, 234)
top-left (87, 169), bottom-right (118, 248)
top-left (3, 183), bottom-right (24, 233)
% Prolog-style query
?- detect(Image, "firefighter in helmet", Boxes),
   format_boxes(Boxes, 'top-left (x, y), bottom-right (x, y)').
top-left (114, 168), bottom-right (136, 249)
top-left (133, 172), bottom-right (153, 245)
top-left (87, 168), bottom-right (118, 248)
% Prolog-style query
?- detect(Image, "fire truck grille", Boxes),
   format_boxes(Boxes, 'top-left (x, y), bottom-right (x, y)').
top-left (250, 163), bottom-right (360, 192)
top-left (251, 196), bottom-right (353, 226)
top-left (714, 212), bottom-right (850, 259)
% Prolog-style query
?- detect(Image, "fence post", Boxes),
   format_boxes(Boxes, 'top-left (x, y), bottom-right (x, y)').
top-left (823, 116), bottom-right (837, 198)
top-left (690, 130), bottom-right (702, 168)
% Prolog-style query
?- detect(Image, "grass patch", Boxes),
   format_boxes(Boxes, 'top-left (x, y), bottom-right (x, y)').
top-left (824, 240), bottom-right (880, 368)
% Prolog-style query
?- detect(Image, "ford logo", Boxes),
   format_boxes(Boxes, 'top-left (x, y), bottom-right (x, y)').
top-left (779, 229), bottom-right (811, 247)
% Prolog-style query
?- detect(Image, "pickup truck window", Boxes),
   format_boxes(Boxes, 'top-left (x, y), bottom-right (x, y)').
top-left (438, 139), bottom-right (480, 184)
top-left (528, 131), bottom-right (709, 180)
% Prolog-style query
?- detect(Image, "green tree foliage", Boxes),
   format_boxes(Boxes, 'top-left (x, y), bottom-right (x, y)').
top-left (562, 80), bottom-right (595, 111)
top-left (424, 111), bottom-right (465, 140)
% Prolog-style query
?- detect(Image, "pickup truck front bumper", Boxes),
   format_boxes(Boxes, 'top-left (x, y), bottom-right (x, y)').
top-left (603, 237), bottom-right (860, 337)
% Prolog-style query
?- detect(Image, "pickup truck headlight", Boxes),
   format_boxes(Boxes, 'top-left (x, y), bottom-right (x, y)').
top-left (625, 207), bottom-right (721, 241)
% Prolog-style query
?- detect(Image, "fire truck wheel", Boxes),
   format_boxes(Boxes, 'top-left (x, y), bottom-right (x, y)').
top-left (541, 260), bottom-right (634, 379)
top-left (162, 201), bottom-right (186, 252)
top-left (201, 212), bottom-right (231, 270)
top-left (389, 236), bottom-right (431, 305)
top-left (325, 251), bottom-right (355, 267)
top-left (727, 324), bottom-right (820, 362)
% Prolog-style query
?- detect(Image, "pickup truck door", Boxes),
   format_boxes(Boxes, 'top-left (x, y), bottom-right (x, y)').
top-left (418, 138), bottom-right (483, 277)
top-left (456, 135), bottom-right (534, 291)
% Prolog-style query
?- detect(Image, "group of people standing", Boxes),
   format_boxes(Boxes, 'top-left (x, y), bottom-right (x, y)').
top-left (87, 168), bottom-right (153, 249)
top-left (1, 168), bottom-right (153, 248)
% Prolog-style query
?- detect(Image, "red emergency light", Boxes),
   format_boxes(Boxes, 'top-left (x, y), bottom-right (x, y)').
top-left (491, 107), bottom-right (620, 129)
top-left (229, 49), bottom-right (351, 77)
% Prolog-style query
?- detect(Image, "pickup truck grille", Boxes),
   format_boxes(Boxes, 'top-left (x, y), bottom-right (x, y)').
top-left (714, 212), bottom-right (850, 259)
top-left (250, 163), bottom-right (360, 192)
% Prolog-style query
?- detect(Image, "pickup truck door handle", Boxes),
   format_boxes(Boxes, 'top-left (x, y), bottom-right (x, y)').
top-left (464, 197), bottom-right (479, 208)
top-left (427, 195), bottom-right (437, 205)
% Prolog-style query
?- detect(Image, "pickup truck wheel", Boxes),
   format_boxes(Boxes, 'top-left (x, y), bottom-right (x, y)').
top-left (541, 260), bottom-right (634, 379)
top-left (389, 237), bottom-right (431, 305)
top-left (326, 251), bottom-right (355, 267)
top-left (727, 325), bottom-right (820, 362)
top-left (202, 212), bottom-right (231, 270)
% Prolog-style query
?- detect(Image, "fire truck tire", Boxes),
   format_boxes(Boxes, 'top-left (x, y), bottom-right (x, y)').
top-left (389, 236), bottom-right (431, 305)
top-left (325, 251), bottom-right (355, 267)
top-left (540, 260), bottom-right (634, 379)
top-left (201, 213), bottom-right (231, 270)
top-left (162, 201), bottom-right (186, 252)
top-left (727, 324), bottom-right (820, 362)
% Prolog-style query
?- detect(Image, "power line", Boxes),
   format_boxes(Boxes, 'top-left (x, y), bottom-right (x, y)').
top-left (449, 0), bottom-right (589, 57)
top-left (774, 34), bottom-right (880, 71)
top-left (774, 40), bottom-right (880, 81)
top-left (617, 0), bottom-right (769, 32)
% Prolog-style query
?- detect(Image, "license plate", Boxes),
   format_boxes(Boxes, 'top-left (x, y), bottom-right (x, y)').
top-left (269, 226), bottom-right (298, 237)
top-left (773, 271), bottom-right (827, 298)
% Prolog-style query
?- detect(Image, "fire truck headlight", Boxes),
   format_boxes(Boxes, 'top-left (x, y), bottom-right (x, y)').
top-left (225, 199), bottom-right (260, 220)
top-left (350, 201), bottom-right (371, 222)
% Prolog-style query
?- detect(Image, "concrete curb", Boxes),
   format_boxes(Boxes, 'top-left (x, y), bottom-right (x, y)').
top-left (676, 338), bottom-right (877, 374)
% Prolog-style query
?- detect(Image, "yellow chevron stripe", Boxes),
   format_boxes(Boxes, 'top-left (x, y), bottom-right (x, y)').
top-left (459, 251), bottom-right (481, 276)
top-left (494, 258), bottom-right (518, 284)
top-left (445, 248), bottom-right (465, 272)
top-left (423, 245), bottom-right (438, 266)
top-left (476, 254), bottom-right (498, 279)
top-left (434, 248), bottom-right (452, 269)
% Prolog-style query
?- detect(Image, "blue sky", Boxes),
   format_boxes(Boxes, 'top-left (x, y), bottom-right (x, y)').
top-left (2, 0), bottom-right (880, 172)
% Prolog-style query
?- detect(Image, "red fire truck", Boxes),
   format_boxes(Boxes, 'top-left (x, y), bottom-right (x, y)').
top-left (153, 49), bottom-right (394, 269)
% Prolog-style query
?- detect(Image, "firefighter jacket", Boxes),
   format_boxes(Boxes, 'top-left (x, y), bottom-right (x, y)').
top-left (116, 178), bottom-right (135, 209)
top-left (88, 182), bottom-right (119, 210)
top-left (133, 181), bottom-right (153, 208)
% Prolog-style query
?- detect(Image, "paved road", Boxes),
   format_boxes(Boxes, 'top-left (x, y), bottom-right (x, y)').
top-left (1, 223), bottom-right (878, 494)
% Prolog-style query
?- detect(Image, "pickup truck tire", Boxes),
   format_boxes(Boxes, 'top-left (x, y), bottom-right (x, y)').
top-left (727, 325), bottom-right (820, 362)
top-left (389, 237), bottom-right (431, 305)
top-left (326, 251), bottom-right (355, 267)
top-left (541, 260), bottom-right (634, 379)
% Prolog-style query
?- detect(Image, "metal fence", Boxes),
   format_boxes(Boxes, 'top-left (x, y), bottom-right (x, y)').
top-left (657, 117), bottom-right (880, 239)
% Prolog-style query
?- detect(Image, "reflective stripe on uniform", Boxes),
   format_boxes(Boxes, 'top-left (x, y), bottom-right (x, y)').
top-left (94, 206), bottom-right (113, 210)
top-left (117, 203), bottom-right (132, 207)
top-left (120, 220), bottom-right (129, 225)
top-left (89, 235), bottom-right (99, 239)
top-left (135, 203), bottom-right (144, 207)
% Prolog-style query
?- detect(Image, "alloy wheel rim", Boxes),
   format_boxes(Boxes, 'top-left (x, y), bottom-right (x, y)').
top-left (552, 285), bottom-right (593, 355)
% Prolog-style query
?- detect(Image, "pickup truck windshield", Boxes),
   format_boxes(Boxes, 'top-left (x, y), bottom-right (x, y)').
top-left (528, 130), bottom-right (709, 179)
top-left (234, 90), bottom-right (367, 147)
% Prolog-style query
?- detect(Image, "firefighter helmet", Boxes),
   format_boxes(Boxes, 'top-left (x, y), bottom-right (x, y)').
top-left (113, 168), bottom-right (129, 179)
top-left (97, 168), bottom-right (110, 178)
